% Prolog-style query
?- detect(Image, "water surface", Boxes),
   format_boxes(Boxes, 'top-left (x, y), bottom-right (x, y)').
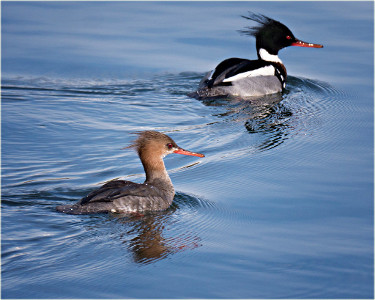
top-left (1, 1), bottom-right (374, 299)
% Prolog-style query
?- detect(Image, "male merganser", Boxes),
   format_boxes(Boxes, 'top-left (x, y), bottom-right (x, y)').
top-left (192, 12), bottom-right (323, 98)
top-left (56, 131), bottom-right (205, 215)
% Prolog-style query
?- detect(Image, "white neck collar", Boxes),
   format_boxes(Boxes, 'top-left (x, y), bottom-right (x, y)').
top-left (259, 48), bottom-right (283, 64)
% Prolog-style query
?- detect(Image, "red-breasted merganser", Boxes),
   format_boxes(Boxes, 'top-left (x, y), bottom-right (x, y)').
top-left (192, 12), bottom-right (323, 98)
top-left (56, 131), bottom-right (205, 215)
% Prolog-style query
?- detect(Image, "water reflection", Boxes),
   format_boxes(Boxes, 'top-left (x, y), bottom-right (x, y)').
top-left (188, 75), bottom-right (337, 154)
top-left (197, 92), bottom-right (293, 152)
top-left (243, 96), bottom-right (292, 152)
top-left (106, 193), bottom-right (206, 265)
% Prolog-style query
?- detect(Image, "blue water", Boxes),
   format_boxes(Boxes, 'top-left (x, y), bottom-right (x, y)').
top-left (1, 1), bottom-right (374, 299)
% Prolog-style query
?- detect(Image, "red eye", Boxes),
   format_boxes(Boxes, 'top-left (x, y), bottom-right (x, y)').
top-left (286, 35), bottom-right (292, 40)
top-left (167, 143), bottom-right (173, 149)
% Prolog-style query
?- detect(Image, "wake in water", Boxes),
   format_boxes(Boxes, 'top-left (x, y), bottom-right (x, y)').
top-left (1, 72), bottom-right (346, 167)
top-left (186, 73), bottom-right (348, 154)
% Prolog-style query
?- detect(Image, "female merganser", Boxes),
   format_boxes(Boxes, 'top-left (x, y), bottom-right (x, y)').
top-left (192, 12), bottom-right (323, 98)
top-left (56, 131), bottom-right (205, 215)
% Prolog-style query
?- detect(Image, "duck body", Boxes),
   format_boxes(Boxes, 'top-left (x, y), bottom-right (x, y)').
top-left (56, 179), bottom-right (175, 215)
top-left (196, 57), bottom-right (286, 98)
top-left (192, 13), bottom-right (323, 99)
top-left (56, 131), bottom-right (204, 215)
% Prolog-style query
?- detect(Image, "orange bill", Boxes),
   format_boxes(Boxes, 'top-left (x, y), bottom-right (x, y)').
top-left (291, 39), bottom-right (323, 48)
top-left (174, 148), bottom-right (205, 158)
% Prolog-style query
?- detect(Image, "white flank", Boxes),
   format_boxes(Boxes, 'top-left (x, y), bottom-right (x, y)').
top-left (259, 48), bottom-right (283, 64)
top-left (223, 65), bottom-right (275, 82)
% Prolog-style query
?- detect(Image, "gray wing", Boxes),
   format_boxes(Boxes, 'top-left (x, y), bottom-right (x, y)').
top-left (79, 180), bottom-right (162, 205)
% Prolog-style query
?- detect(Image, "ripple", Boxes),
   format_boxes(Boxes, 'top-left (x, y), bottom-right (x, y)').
top-left (2, 73), bottom-right (352, 195)
top-left (99, 191), bottom-right (241, 265)
top-left (30, 189), bottom-right (248, 267)
top-left (281, 76), bottom-right (355, 150)
top-left (183, 73), bottom-right (354, 159)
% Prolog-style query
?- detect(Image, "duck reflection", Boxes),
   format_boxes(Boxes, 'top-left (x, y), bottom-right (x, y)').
top-left (198, 92), bottom-right (293, 151)
top-left (110, 194), bottom-right (203, 265)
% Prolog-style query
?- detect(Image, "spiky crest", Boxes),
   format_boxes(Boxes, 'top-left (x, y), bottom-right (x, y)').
top-left (238, 12), bottom-right (282, 37)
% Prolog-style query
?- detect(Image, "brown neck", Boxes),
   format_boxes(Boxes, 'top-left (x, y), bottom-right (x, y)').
top-left (139, 151), bottom-right (171, 184)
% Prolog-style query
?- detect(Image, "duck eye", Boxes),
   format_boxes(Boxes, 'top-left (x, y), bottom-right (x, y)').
top-left (166, 143), bottom-right (174, 149)
top-left (286, 35), bottom-right (292, 40)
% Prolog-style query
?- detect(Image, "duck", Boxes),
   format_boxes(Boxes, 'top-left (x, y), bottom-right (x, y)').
top-left (191, 12), bottom-right (323, 98)
top-left (56, 131), bottom-right (204, 215)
